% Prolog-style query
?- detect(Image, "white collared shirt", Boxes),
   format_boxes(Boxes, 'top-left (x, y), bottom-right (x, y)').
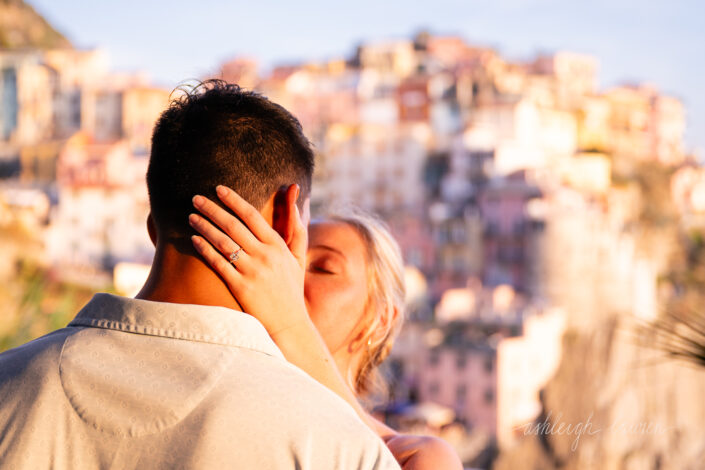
top-left (0, 293), bottom-right (400, 470)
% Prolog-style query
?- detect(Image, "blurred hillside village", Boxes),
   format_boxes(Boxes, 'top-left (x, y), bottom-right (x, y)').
top-left (1, 3), bottom-right (705, 468)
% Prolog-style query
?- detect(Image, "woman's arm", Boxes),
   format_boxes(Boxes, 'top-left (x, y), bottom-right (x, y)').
top-left (190, 185), bottom-right (462, 469)
top-left (385, 435), bottom-right (463, 470)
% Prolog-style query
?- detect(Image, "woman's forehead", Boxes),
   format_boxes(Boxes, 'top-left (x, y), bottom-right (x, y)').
top-left (308, 220), bottom-right (366, 255)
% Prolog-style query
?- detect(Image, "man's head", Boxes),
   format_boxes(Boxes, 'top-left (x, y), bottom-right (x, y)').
top-left (146, 80), bottom-right (314, 245)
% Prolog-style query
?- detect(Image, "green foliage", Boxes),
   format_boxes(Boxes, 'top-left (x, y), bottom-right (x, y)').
top-left (0, 262), bottom-right (96, 353)
top-left (653, 229), bottom-right (705, 367)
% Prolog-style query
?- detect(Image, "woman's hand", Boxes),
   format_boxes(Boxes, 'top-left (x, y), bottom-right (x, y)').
top-left (189, 184), bottom-right (309, 334)
top-left (188, 185), bottom-right (386, 438)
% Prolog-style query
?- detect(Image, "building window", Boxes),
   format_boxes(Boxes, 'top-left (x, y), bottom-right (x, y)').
top-left (484, 358), bottom-right (494, 374)
top-left (485, 221), bottom-right (499, 236)
top-left (456, 384), bottom-right (467, 403)
top-left (407, 248), bottom-right (422, 267)
top-left (452, 256), bottom-right (466, 272)
top-left (428, 382), bottom-right (439, 397)
top-left (428, 351), bottom-right (440, 367)
top-left (451, 225), bottom-right (466, 243)
top-left (456, 353), bottom-right (466, 370)
top-left (484, 388), bottom-right (494, 404)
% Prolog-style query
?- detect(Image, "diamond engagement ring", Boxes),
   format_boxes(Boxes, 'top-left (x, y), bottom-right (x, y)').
top-left (229, 247), bottom-right (243, 264)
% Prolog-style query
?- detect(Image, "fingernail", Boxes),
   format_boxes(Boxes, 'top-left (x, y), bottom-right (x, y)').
top-left (192, 195), bottom-right (204, 207)
top-left (188, 213), bottom-right (199, 226)
top-left (191, 235), bottom-right (202, 246)
top-left (216, 185), bottom-right (228, 197)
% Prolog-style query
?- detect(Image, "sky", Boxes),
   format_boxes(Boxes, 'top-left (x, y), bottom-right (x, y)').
top-left (29, 0), bottom-right (705, 154)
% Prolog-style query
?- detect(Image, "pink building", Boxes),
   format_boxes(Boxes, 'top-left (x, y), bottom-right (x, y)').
top-left (418, 340), bottom-right (499, 435)
top-left (217, 57), bottom-right (259, 90)
top-left (413, 308), bottom-right (565, 449)
top-left (387, 212), bottom-right (437, 274)
top-left (478, 171), bottom-right (542, 290)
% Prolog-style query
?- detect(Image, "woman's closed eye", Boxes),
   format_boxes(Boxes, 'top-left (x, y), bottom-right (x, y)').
top-left (307, 258), bottom-right (341, 275)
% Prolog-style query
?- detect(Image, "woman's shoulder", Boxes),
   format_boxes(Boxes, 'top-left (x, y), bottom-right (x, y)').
top-left (385, 433), bottom-right (463, 470)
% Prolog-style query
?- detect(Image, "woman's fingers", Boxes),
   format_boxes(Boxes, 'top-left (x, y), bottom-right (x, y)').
top-left (191, 235), bottom-right (244, 287)
top-left (188, 213), bottom-right (251, 271)
top-left (215, 185), bottom-right (281, 245)
top-left (192, 194), bottom-right (260, 252)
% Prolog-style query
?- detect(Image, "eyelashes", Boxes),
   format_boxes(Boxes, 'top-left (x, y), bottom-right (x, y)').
top-left (306, 258), bottom-right (341, 275)
top-left (308, 265), bottom-right (336, 274)
top-left (309, 266), bottom-right (334, 274)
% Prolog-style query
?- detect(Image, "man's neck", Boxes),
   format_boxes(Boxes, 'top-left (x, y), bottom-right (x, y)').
top-left (135, 242), bottom-right (242, 312)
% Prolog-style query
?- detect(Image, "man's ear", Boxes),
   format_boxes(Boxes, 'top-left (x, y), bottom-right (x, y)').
top-left (146, 213), bottom-right (157, 246)
top-left (272, 184), bottom-right (300, 244)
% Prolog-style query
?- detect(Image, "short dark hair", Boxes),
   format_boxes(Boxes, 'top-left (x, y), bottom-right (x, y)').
top-left (146, 80), bottom-right (314, 240)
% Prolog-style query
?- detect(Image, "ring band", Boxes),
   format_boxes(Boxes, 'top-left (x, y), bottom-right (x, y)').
top-left (229, 247), bottom-right (243, 264)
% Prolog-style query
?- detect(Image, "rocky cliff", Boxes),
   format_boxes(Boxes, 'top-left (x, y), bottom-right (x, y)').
top-left (494, 163), bottom-right (705, 469)
top-left (0, 0), bottom-right (71, 49)
top-left (494, 316), bottom-right (705, 469)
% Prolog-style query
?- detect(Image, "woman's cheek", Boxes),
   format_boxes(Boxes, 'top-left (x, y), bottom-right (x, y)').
top-left (304, 279), bottom-right (332, 321)
top-left (305, 279), bottom-right (352, 348)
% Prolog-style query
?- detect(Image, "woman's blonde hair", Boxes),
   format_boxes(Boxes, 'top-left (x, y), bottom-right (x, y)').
top-left (326, 208), bottom-right (406, 398)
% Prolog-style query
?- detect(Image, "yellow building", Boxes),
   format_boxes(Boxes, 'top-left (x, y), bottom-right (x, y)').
top-left (605, 85), bottom-right (654, 162)
top-left (358, 40), bottom-right (418, 78)
top-left (43, 48), bottom-right (108, 89)
top-left (577, 95), bottom-right (611, 152)
top-left (550, 52), bottom-right (598, 108)
top-left (604, 85), bottom-right (686, 168)
top-left (559, 152), bottom-right (612, 195)
top-left (121, 87), bottom-right (170, 153)
top-left (653, 95), bottom-right (685, 165)
top-left (19, 140), bottom-right (64, 183)
top-left (0, 51), bottom-right (54, 145)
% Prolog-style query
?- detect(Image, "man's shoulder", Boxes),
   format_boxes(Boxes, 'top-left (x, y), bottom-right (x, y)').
top-left (0, 328), bottom-right (75, 378)
top-left (0, 327), bottom-right (77, 421)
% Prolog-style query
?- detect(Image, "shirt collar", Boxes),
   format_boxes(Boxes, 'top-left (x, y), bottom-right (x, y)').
top-left (69, 293), bottom-right (284, 359)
